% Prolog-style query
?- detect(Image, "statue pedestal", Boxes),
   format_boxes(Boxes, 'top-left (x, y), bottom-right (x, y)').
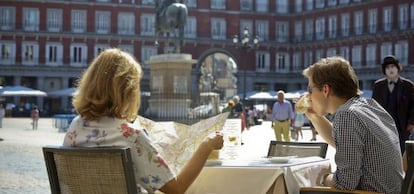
top-left (146, 53), bottom-right (197, 119)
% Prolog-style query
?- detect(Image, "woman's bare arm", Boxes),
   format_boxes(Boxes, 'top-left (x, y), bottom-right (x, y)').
top-left (159, 134), bottom-right (223, 194)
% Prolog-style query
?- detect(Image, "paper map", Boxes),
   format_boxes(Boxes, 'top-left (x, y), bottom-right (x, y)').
top-left (133, 112), bottom-right (230, 173)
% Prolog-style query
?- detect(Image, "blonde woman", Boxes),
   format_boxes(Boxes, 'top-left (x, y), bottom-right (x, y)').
top-left (63, 48), bottom-right (223, 194)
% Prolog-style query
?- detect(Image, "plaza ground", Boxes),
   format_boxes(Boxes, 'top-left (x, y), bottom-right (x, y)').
top-left (0, 117), bottom-right (334, 194)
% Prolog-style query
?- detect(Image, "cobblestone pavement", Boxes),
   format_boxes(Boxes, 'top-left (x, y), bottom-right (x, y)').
top-left (0, 117), bottom-right (333, 194)
top-left (0, 118), bottom-right (65, 194)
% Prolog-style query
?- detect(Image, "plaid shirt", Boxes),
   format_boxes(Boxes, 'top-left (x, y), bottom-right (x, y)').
top-left (332, 97), bottom-right (404, 193)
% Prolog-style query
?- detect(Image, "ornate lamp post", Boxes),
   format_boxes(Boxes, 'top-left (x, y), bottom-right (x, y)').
top-left (233, 27), bottom-right (259, 101)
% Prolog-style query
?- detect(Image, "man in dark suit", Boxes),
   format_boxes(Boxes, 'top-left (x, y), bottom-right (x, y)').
top-left (372, 55), bottom-right (414, 153)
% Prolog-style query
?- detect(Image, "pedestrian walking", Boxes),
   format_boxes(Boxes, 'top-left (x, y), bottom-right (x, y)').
top-left (30, 106), bottom-right (39, 130)
top-left (231, 95), bottom-right (246, 144)
top-left (0, 104), bottom-right (5, 128)
top-left (222, 100), bottom-right (234, 113)
top-left (270, 90), bottom-right (294, 141)
top-left (309, 122), bottom-right (317, 141)
top-left (293, 111), bottom-right (304, 141)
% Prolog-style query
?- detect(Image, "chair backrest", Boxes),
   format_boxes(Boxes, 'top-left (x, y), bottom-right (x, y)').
top-left (267, 141), bottom-right (329, 158)
top-left (401, 140), bottom-right (414, 194)
top-left (43, 146), bottom-right (137, 194)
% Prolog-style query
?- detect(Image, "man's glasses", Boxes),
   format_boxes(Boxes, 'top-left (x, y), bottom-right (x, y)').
top-left (308, 86), bottom-right (318, 94)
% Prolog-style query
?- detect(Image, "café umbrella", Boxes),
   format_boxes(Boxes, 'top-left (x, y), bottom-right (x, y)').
top-left (47, 88), bottom-right (151, 97)
top-left (245, 91), bottom-right (278, 100)
top-left (47, 87), bottom-right (78, 97)
top-left (0, 86), bottom-right (47, 97)
top-left (284, 90), bottom-right (306, 100)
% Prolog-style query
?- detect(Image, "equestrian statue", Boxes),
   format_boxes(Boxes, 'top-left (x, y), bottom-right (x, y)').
top-left (154, 0), bottom-right (188, 53)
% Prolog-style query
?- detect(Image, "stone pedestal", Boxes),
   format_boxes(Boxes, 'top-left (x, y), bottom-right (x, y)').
top-left (146, 53), bottom-right (197, 119)
top-left (200, 92), bottom-right (220, 115)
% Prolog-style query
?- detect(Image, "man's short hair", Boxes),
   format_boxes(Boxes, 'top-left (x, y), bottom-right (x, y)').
top-left (303, 56), bottom-right (361, 99)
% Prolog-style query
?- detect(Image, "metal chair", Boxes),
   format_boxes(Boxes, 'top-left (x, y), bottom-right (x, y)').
top-left (299, 187), bottom-right (380, 194)
top-left (267, 140), bottom-right (329, 158)
top-left (299, 140), bottom-right (414, 194)
top-left (401, 140), bottom-right (414, 194)
top-left (43, 146), bottom-right (137, 194)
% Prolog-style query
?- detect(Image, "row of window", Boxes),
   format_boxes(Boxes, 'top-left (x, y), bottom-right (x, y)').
top-left (64, 0), bottom-right (361, 13)
top-left (1, 40), bottom-right (408, 74)
top-left (1, 3), bottom-right (413, 43)
top-left (0, 4), bottom-right (414, 42)
top-left (0, 41), bottom-right (177, 68)
top-left (211, 3), bottom-right (414, 42)
top-left (255, 41), bottom-right (408, 73)
top-left (0, 42), bottom-right (132, 67)
top-left (197, 3), bottom-right (414, 41)
top-left (239, 0), bottom-right (363, 13)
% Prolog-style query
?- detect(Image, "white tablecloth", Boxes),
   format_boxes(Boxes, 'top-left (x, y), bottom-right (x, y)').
top-left (186, 157), bottom-right (330, 194)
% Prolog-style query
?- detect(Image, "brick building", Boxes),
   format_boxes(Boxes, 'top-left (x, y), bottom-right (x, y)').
top-left (0, 0), bottom-right (413, 116)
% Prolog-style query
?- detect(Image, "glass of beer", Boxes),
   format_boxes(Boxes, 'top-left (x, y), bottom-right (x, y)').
top-left (228, 135), bottom-right (238, 146)
top-left (295, 94), bottom-right (311, 113)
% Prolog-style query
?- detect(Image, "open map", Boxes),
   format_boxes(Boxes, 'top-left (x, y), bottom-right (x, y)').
top-left (133, 112), bottom-right (230, 173)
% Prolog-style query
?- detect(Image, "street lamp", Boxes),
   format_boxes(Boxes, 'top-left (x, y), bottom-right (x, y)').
top-left (233, 27), bottom-right (259, 101)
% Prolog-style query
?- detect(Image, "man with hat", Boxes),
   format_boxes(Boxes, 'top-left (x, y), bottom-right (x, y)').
top-left (372, 55), bottom-right (414, 154)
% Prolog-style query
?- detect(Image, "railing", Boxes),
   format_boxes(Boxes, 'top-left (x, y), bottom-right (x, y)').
top-left (141, 91), bottom-right (221, 125)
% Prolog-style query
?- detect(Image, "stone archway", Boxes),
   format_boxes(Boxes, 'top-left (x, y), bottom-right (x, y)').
top-left (194, 48), bottom-right (239, 103)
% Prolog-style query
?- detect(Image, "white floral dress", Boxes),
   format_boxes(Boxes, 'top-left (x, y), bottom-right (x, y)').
top-left (63, 116), bottom-right (175, 193)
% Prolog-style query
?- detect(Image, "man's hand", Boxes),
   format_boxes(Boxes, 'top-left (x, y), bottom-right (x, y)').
top-left (407, 124), bottom-right (414, 140)
top-left (407, 124), bottom-right (414, 133)
top-left (316, 165), bottom-right (333, 186)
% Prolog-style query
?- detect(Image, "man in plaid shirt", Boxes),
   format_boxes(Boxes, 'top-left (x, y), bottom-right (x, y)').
top-left (300, 56), bottom-right (404, 193)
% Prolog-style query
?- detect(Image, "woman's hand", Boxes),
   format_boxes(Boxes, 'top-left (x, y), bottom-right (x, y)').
top-left (161, 132), bottom-right (224, 194)
top-left (206, 132), bottom-right (224, 150)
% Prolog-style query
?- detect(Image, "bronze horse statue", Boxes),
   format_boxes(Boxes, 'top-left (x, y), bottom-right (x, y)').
top-left (154, 0), bottom-right (188, 53)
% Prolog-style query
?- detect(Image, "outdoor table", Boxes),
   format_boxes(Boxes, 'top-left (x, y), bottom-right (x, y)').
top-left (186, 156), bottom-right (329, 194)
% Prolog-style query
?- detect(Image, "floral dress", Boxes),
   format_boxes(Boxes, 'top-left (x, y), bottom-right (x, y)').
top-left (63, 116), bottom-right (175, 193)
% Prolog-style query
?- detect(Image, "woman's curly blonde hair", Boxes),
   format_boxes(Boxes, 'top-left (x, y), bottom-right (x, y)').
top-left (73, 48), bottom-right (142, 122)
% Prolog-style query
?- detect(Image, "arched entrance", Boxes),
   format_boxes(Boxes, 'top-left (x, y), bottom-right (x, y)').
top-left (195, 49), bottom-right (239, 103)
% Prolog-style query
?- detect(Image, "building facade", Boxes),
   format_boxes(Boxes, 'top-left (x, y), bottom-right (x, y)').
top-left (1, 0), bottom-right (414, 115)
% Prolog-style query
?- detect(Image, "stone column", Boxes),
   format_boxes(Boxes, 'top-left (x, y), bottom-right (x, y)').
top-left (36, 77), bottom-right (44, 110)
top-left (13, 76), bottom-right (21, 107)
top-left (146, 53), bottom-right (197, 120)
